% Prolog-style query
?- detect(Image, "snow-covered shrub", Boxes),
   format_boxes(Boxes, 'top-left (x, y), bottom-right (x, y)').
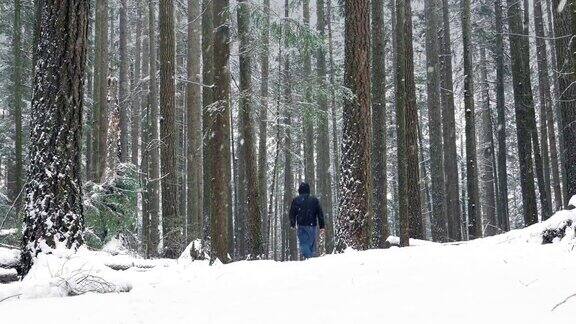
top-left (83, 163), bottom-right (139, 250)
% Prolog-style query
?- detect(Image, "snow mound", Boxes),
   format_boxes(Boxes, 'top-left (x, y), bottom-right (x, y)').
top-left (0, 247), bottom-right (20, 268)
top-left (474, 201), bottom-right (576, 246)
top-left (11, 247), bottom-right (132, 300)
top-left (386, 235), bottom-right (439, 247)
top-left (179, 239), bottom-right (209, 262)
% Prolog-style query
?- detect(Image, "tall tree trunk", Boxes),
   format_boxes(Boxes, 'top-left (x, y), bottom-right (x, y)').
top-left (370, 0), bottom-right (389, 248)
top-left (553, 0), bottom-right (576, 203)
top-left (534, 0), bottom-right (559, 216)
top-left (159, 0), bottom-right (182, 258)
top-left (131, 1), bottom-right (143, 167)
top-left (210, 0), bottom-right (232, 263)
top-left (327, 0), bottom-right (341, 206)
top-left (11, 0), bottom-right (23, 209)
top-left (494, 0), bottom-right (510, 232)
top-left (202, 0), bottom-right (214, 240)
top-left (302, 0), bottom-right (316, 194)
top-left (417, 119), bottom-right (432, 239)
top-left (462, 0), bottom-right (481, 239)
top-left (425, 0), bottom-right (448, 242)
top-left (141, 1), bottom-right (151, 257)
top-left (315, 0), bottom-right (335, 253)
top-left (546, 0), bottom-right (567, 203)
top-left (258, 0), bottom-right (271, 255)
top-left (186, 0), bottom-right (203, 243)
top-left (478, 45), bottom-right (498, 236)
top-left (92, 0), bottom-right (109, 182)
top-left (234, 123), bottom-right (245, 258)
top-left (506, 0), bottom-right (539, 226)
top-left (118, 0), bottom-right (130, 162)
top-left (148, 0), bottom-right (161, 256)
top-left (523, 0), bottom-right (553, 221)
top-left (237, 0), bottom-right (261, 258)
top-left (395, 0), bottom-right (409, 246)
top-left (337, 0), bottom-right (373, 251)
top-left (21, 0), bottom-right (89, 275)
top-left (404, 0), bottom-right (423, 240)
top-left (282, 0), bottom-right (298, 261)
top-left (439, 0), bottom-right (462, 241)
top-left (540, 0), bottom-right (564, 212)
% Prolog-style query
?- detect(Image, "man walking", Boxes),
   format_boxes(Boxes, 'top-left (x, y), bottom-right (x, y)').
top-left (289, 183), bottom-right (325, 259)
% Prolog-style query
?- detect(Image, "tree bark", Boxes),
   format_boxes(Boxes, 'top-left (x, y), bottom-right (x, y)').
top-left (404, 0), bottom-right (423, 240)
top-left (282, 0), bottom-right (298, 260)
top-left (302, 0), bottom-right (316, 195)
top-left (494, 0), bottom-right (510, 232)
top-left (131, 0), bottom-right (143, 167)
top-left (202, 0), bottom-right (214, 240)
top-left (337, 0), bottom-right (373, 251)
top-left (258, 0), bottom-right (271, 256)
top-left (395, 0), bottom-right (409, 246)
top-left (10, 0), bottom-right (23, 209)
top-left (478, 45), bottom-right (498, 236)
top-left (118, 0), bottom-right (130, 163)
top-left (159, 0), bottom-right (182, 258)
top-left (316, 0), bottom-right (336, 253)
top-left (506, 0), bottom-right (539, 226)
top-left (21, 0), bottom-right (89, 275)
top-left (439, 0), bottom-right (462, 241)
top-left (370, 0), bottom-right (389, 248)
top-left (141, 1), bottom-right (151, 257)
top-left (92, 0), bottom-right (109, 182)
top-left (552, 0), bottom-right (576, 203)
top-left (534, 0), bottom-right (560, 217)
top-left (546, 0), bottom-right (567, 204)
top-left (148, 0), bottom-right (161, 257)
top-left (327, 0), bottom-right (341, 207)
top-left (541, 0), bottom-right (563, 212)
top-left (237, 0), bottom-right (262, 258)
top-left (425, 0), bottom-right (448, 242)
top-left (462, 0), bottom-right (481, 239)
top-left (186, 0), bottom-right (203, 244)
top-left (210, 0), bottom-right (232, 263)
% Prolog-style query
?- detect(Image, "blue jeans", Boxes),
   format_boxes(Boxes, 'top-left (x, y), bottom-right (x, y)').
top-left (297, 226), bottom-right (317, 259)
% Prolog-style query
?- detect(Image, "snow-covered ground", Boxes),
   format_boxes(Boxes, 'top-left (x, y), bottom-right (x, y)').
top-left (1, 211), bottom-right (576, 323)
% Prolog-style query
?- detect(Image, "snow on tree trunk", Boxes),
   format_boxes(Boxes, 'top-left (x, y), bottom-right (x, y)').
top-left (21, 0), bottom-right (90, 276)
top-left (337, 0), bottom-right (372, 251)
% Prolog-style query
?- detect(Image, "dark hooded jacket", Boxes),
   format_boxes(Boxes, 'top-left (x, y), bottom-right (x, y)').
top-left (289, 183), bottom-right (325, 229)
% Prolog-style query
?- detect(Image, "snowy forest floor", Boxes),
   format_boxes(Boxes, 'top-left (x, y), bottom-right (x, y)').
top-left (2, 211), bottom-right (576, 323)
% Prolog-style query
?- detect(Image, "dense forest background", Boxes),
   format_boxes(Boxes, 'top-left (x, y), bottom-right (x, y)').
top-left (0, 0), bottom-right (575, 264)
